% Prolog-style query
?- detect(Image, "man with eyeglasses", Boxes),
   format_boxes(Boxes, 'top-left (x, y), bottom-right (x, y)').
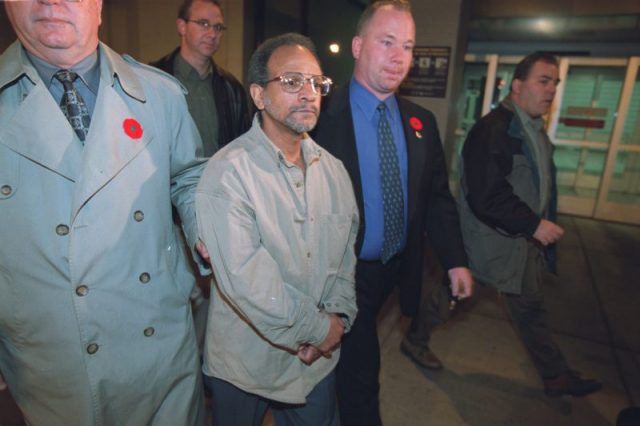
top-left (152, 0), bottom-right (250, 156)
top-left (0, 0), bottom-right (206, 425)
top-left (152, 0), bottom-right (250, 355)
top-left (152, 0), bottom-right (251, 358)
top-left (195, 33), bottom-right (358, 425)
top-left (313, 1), bottom-right (473, 424)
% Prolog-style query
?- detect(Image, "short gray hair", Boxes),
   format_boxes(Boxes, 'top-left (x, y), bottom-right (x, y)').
top-left (247, 33), bottom-right (320, 86)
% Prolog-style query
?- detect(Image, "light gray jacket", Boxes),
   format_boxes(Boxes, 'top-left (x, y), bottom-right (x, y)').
top-left (0, 41), bottom-right (206, 426)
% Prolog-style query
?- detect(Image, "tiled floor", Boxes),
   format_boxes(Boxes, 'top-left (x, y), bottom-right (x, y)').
top-left (377, 215), bottom-right (639, 425)
top-left (1, 215), bottom-right (638, 425)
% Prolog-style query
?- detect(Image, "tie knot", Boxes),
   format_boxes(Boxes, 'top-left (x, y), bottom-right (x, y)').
top-left (377, 102), bottom-right (387, 113)
top-left (54, 69), bottom-right (78, 84)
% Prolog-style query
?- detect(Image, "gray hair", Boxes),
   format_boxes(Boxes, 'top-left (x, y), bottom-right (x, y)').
top-left (247, 33), bottom-right (320, 85)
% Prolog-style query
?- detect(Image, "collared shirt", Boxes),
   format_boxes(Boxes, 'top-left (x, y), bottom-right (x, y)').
top-left (512, 101), bottom-right (553, 214)
top-left (349, 78), bottom-right (408, 261)
top-left (196, 115), bottom-right (358, 403)
top-left (27, 48), bottom-right (100, 117)
top-left (174, 53), bottom-right (219, 156)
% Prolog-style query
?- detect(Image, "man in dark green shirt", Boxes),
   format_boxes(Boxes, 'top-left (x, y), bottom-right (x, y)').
top-left (152, 0), bottom-right (250, 154)
top-left (151, 0), bottom-right (251, 352)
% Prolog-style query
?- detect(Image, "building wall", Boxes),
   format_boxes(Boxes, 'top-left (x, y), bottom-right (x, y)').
top-left (0, 0), bottom-right (245, 82)
top-left (100, 0), bottom-right (245, 80)
top-left (409, 0), bottom-right (471, 161)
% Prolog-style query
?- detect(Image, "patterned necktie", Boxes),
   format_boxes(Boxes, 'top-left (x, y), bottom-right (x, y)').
top-left (54, 69), bottom-right (91, 142)
top-left (377, 102), bottom-right (404, 263)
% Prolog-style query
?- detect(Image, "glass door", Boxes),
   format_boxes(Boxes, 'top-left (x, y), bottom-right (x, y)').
top-left (593, 57), bottom-right (640, 223)
top-left (548, 57), bottom-right (640, 224)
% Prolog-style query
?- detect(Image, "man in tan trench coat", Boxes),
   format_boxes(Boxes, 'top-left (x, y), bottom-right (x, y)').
top-left (0, 0), bottom-right (206, 424)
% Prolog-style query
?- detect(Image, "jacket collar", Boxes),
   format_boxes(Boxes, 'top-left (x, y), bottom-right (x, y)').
top-left (0, 41), bottom-right (38, 92)
top-left (99, 42), bottom-right (146, 103)
top-left (501, 98), bottom-right (525, 140)
top-left (0, 41), bottom-right (147, 104)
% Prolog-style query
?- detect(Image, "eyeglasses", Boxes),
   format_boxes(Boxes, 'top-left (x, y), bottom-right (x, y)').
top-left (264, 72), bottom-right (333, 96)
top-left (186, 19), bottom-right (227, 33)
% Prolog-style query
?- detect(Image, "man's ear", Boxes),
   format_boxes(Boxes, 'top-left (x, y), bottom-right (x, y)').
top-left (177, 18), bottom-right (187, 37)
top-left (250, 83), bottom-right (265, 110)
top-left (352, 36), bottom-right (362, 60)
top-left (511, 78), bottom-right (522, 96)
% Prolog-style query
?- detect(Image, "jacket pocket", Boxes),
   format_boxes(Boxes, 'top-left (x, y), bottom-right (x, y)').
top-left (317, 214), bottom-right (351, 273)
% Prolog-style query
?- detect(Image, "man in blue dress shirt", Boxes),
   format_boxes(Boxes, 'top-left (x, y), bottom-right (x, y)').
top-left (314, 1), bottom-right (473, 424)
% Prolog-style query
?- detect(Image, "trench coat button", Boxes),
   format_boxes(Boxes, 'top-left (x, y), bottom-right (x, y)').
top-left (139, 272), bottom-right (151, 284)
top-left (144, 327), bottom-right (155, 337)
top-left (86, 343), bottom-right (99, 355)
top-left (307, 252), bottom-right (311, 258)
top-left (56, 224), bottom-right (69, 236)
top-left (133, 210), bottom-right (144, 222)
top-left (75, 285), bottom-right (89, 297)
top-left (0, 185), bottom-right (11, 196)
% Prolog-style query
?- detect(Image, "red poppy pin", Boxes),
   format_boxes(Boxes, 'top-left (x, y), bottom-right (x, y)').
top-left (409, 117), bottom-right (423, 131)
top-left (409, 117), bottom-right (423, 139)
top-left (123, 118), bottom-right (143, 139)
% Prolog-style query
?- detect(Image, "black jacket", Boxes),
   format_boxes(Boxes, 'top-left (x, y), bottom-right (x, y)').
top-left (150, 48), bottom-right (251, 149)
top-left (458, 101), bottom-right (557, 292)
top-left (461, 103), bottom-right (542, 237)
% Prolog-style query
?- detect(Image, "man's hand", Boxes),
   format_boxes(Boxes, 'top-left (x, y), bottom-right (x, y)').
top-left (195, 240), bottom-right (210, 264)
top-left (297, 344), bottom-right (323, 366)
top-left (0, 371), bottom-right (7, 391)
top-left (448, 267), bottom-right (474, 300)
top-left (316, 314), bottom-right (344, 355)
top-left (532, 219), bottom-right (564, 246)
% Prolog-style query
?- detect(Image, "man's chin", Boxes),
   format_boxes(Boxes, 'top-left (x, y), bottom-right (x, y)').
top-left (286, 119), bottom-right (317, 135)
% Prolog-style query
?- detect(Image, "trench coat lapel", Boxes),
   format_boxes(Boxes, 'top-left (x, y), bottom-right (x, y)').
top-left (71, 44), bottom-right (151, 217)
top-left (0, 61), bottom-right (83, 182)
top-left (72, 82), bottom-right (152, 217)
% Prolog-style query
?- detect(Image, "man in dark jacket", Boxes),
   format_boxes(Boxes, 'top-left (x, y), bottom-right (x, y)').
top-left (458, 52), bottom-right (602, 397)
top-left (151, 0), bottom-right (251, 352)
top-left (151, 0), bottom-right (250, 155)
top-left (314, 2), bottom-right (473, 424)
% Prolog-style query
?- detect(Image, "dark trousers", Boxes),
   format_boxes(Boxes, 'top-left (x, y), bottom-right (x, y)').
top-left (503, 244), bottom-right (569, 379)
top-left (405, 247), bottom-right (448, 348)
top-left (336, 257), bottom-right (401, 426)
top-left (204, 372), bottom-right (338, 426)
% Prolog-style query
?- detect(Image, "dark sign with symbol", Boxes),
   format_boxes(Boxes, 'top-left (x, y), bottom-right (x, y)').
top-left (400, 46), bottom-right (450, 98)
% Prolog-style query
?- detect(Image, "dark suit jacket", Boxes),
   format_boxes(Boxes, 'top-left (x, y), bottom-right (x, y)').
top-left (314, 84), bottom-right (468, 316)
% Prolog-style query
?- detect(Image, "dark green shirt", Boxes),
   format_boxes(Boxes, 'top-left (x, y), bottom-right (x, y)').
top-left (174, 54), bottom-right (219, 156)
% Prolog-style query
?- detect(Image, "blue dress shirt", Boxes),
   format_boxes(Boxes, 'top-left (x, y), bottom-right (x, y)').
top-left (27, 48), bottom-right (100, 118)
top-left (349, 78), bottom-right (408, 261)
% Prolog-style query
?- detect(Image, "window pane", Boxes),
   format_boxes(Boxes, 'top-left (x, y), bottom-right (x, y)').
top-left (555, 66), bottom-right (626, 143)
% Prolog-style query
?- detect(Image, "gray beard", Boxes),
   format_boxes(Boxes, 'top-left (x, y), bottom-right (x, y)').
top-left (284, 113), bottom-right (317, 134)
top-left (263, 96), bottom-right (318, 134)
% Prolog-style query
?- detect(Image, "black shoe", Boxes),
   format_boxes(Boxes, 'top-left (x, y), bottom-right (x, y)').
top-left (543, 371), bottom-right (602, 397)
top-left (400, 338), bottom-right (443, 370)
